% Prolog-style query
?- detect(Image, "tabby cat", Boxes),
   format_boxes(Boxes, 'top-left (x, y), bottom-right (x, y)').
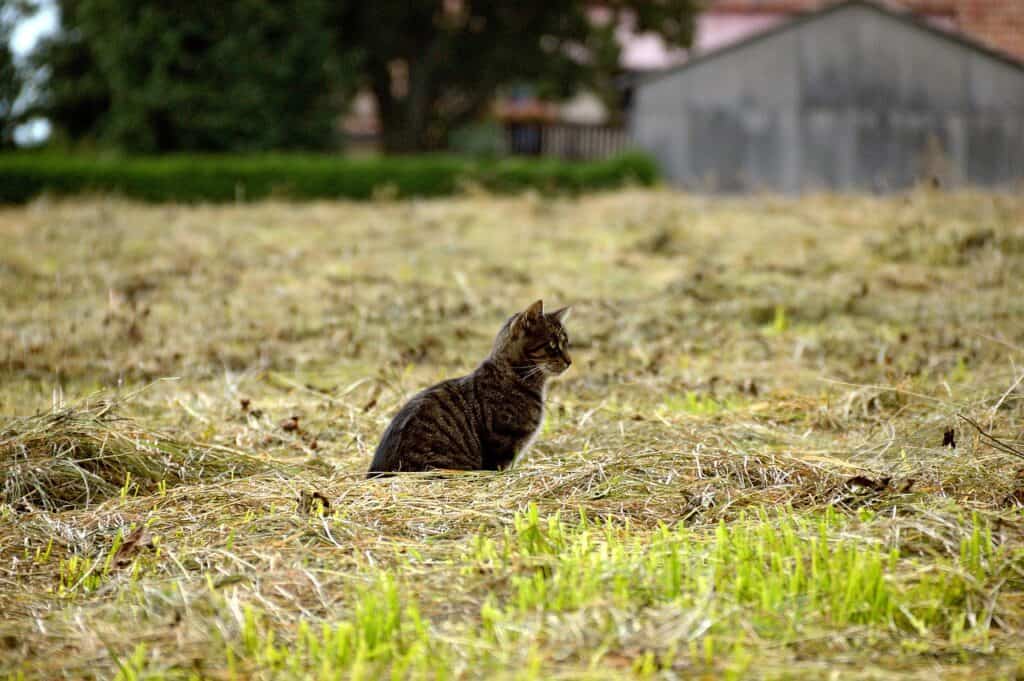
top-left (367, 300), bottom-right (571, 476)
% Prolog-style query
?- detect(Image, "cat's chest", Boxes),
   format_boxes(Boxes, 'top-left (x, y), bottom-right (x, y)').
top-left (493, 394), bottom-right (543, 429)
top-left (520, 409), bottom-right (545, 454)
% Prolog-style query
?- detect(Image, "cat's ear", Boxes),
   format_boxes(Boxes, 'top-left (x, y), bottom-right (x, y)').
top-left (522, 300), bottom-right (544, 325)
top-left (549, 306), bottom-right (571, 324)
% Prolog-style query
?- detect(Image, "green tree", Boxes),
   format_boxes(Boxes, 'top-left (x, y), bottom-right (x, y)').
top-left (33, 0), bottom-right (350, 152)
top-left (0, 0), bottom-right (25, 148)
top-left (32, 1), bottom-right (695, 154)
top-left (330, 2), bottom-right (697, 152)
top-left (28, 1), bottom-right (110, 144)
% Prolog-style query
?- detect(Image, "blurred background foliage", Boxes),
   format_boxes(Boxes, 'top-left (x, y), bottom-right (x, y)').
top-left (27, 0), bottom-right (351, 152)
top-left (12, 0), bottom-right (696, 154)
top-left (0, 0), bottom-right (23, 148)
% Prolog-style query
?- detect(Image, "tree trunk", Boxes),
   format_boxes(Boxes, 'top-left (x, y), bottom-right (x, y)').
top-left (368, 60), bottom-right (498, 153)
top-left (369, 62), bottom-right (414, 153)
top-left (373, 85), bottom-right (429, 153)
top-left (367, 46), bottom-right (444, 153)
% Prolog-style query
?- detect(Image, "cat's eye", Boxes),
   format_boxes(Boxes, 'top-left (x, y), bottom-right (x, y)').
top-left (549, 341), bottom-right (558, 351)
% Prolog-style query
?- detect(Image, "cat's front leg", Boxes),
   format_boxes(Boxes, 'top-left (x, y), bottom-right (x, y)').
top-left (480, 438), bottom-right (518, 471)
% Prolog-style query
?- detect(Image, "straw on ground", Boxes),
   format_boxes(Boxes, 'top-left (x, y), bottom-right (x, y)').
top-left (1, 189), bottom-right (1023, 679)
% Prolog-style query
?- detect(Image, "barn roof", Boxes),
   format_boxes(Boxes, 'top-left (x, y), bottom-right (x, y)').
top-left (635, 0), bottom-right (1024, 87)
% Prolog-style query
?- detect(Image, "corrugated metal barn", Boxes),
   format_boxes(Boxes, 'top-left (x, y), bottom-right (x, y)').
top-left (629, 0), bottom-right (1024, 192)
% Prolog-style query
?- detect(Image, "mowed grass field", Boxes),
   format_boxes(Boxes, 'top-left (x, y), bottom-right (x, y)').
top-left (2, 189), bottom-right (1024, 680)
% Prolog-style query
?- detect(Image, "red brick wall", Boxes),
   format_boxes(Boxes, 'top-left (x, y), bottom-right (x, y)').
top-left (710, 0), bottom-right (954, 10)
top-left (952, 0), bottom-right (1024, 62)
top-left (707, 0), bottom-right (1024, 62)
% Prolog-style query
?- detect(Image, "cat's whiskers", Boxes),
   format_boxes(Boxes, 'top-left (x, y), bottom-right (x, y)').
top-left (511, 362), bottom-right (546, 382)
top-left (511, 362), bottom-right (541, 371)
top-left (522, 367), bottom-right (544, 380)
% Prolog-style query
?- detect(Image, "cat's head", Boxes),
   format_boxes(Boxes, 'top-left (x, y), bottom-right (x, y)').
top-left (493, 300), bottom-right (572, 376)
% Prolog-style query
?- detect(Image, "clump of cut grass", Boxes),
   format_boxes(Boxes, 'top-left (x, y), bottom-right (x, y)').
top-left (0, 393), bottom-right (266, 511)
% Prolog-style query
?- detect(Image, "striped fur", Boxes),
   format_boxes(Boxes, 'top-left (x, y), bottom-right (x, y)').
top-left (367, 300), bottom-right (571, 476)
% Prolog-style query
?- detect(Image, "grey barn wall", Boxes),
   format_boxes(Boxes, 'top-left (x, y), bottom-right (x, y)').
top-left (631, 2), bottom-right (1024, 192)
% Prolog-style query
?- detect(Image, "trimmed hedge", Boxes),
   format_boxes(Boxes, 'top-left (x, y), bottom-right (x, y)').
top-left (0, 152), bottom-right (658, 203)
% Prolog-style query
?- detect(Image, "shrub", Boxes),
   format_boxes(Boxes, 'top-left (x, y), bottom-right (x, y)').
top-left (0, 152), bottom-right (658, 203)
top-left (448, 122), bottom-right (508, 158)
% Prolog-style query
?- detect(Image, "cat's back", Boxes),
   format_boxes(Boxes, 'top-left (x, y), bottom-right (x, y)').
top-left (367, 374), bottom-right (482, 475)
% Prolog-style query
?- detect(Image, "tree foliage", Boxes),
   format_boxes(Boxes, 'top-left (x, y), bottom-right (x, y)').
top-left (30, 0), bottom-right (697, 153)
top-left (0, 0), bottom-right (25, 148)
top-left (331, 1), bottom-right (698, 152)
top-left (33, 0), bottom-right (349, 152)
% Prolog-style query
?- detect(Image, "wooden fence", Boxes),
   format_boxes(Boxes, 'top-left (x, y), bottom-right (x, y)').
top-left (505, 123), bottom-right (629, 160)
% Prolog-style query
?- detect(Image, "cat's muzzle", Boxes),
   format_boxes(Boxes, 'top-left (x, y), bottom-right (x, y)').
top-left (545, 358), bottom-right (572, 375)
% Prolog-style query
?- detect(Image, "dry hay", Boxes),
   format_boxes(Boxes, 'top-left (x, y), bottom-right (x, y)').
top-left (1, 189), bottom-right (1024, 679)
top-left (1, 392), bottom-right (267, 512)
